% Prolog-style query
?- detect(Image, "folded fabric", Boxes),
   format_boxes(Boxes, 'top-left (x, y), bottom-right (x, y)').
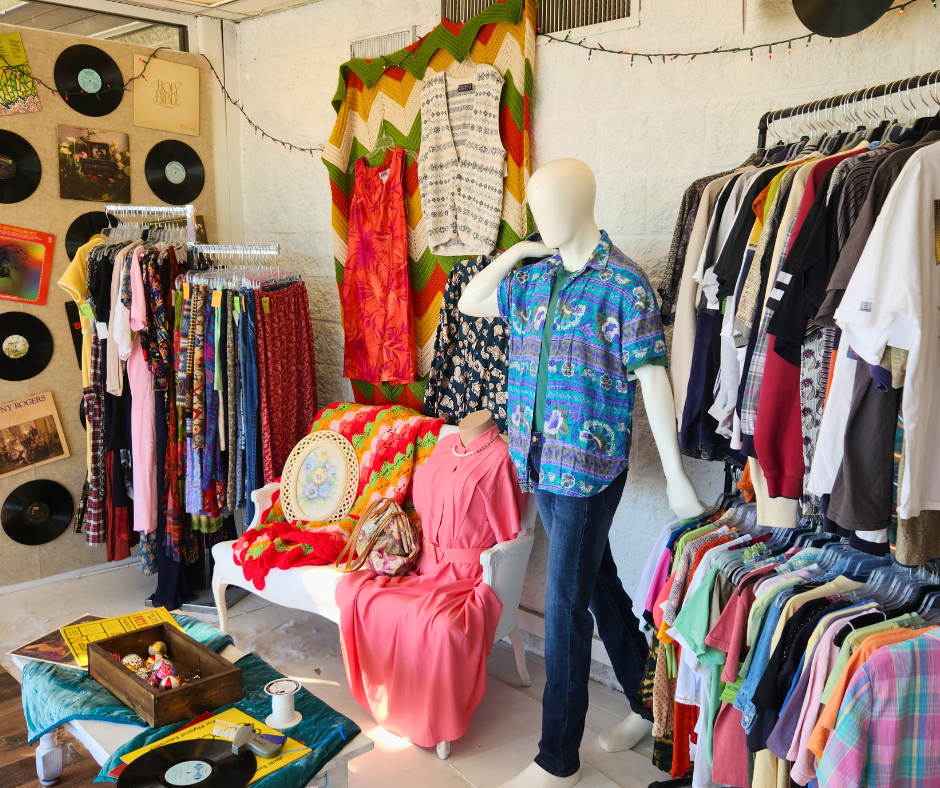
top-left (234, 402), bottom-right (443, 589)
top-left (21, 615), bottom-right (232, 743)
top-left (96, 652), bottom-right (361, 788)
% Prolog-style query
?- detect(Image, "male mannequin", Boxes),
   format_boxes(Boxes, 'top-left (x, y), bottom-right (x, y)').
top-left (459, 158), bottom-right (706, 788)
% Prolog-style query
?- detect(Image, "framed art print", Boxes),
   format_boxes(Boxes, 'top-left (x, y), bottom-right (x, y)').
top-left (280, 431), bottom-right (358, 524)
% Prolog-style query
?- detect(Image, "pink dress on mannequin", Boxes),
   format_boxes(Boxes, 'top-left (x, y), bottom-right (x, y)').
top-left (335, 425), bottom-right (523, 747)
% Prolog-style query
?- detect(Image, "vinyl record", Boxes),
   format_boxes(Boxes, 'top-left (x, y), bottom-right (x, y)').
top-left (792, 0), bottom-right (893, 38)
top-left (53, 44), bottom-right (124, 117)
top-left (79, 399), bottom-right (86, 430)
top-left (0, 313), bottom-right (53, 381)
top-left (117, 740), bottom-right (255, 788)
top-left (1, 480), bottom-right (73, 546)
top-left (145, 140), bottom-right (205, 205)
top-left (0, 130), bottom-right (41, 204)
top-left (65, 211), bottom-right (111, 259)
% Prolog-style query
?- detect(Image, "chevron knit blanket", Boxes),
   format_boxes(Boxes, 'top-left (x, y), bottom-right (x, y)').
top-left (234, 403), bottom-right (443, 589)
top-left (322, 0), bottom-right (536, 410)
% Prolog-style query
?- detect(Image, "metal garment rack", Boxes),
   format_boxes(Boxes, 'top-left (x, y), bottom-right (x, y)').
top-left (756, 68), bottom-right (940, 149)
top-left (187, 244), bottom-right (280, 265)
top-left (104, 203), bottom-right (196, 244)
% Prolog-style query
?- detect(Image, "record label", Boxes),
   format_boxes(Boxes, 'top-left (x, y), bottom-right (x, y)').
top-left (0, 313), bottom-right (52, 381)
top-left (77, 68), bottom-right (102, 93)
top-left (3, 334), bottom-right (28, 359)
top-left (1, 480), bottom-right (73, 546)
top-left (165, 760), bottom-right (212, 786)
top-left (0, 155), bottom-right (16, 180)
top-left (145, 140), bottom-right (204, 205)
top-left (165, 161), bottom-right (186, 185)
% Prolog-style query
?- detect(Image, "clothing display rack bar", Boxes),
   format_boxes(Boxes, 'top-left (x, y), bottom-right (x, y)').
top-left (756, 69), bottom-right (940, 149)
top-left (188, 244), bottom-right (280, 256)
top-left (105, 203), bottom-right (197, 245)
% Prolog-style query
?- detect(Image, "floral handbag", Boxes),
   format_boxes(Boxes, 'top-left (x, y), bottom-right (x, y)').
top-left (334, 498), bottom-right (422, 576)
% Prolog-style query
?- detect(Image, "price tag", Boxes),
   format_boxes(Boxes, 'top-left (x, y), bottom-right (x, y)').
top-left (262, 297), bottom-right (270, 314)
top-left (233, 297), bottom-right (240, 314)
top-left (211, 290), bottom-right (222, 308)
top-left (183, 283), bottom-right (191, 299)
top-left (79, 303), bottom-right (95, 320)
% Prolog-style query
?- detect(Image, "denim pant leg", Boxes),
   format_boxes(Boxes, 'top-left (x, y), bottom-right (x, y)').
top-left (529, 437), bottom-right (635, 778)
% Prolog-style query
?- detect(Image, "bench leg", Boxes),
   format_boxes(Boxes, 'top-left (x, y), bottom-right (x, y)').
top-left (437, 741), bottom-right (450, 760)
top-left (325, 763), bottom-right (349, 787)
top-left (36, 730), bottom-right (63, 786)
top-left (508, 625), bottom-right (531, 687)
top-left (212, 576), bottom-right (229, 633)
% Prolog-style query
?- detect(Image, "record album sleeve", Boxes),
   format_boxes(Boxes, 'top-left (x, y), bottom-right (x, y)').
top-left (0, 33), bottom-right (41, 116)
top-left (0, 392), bottom-right (69, 480)
top-left (7, 614), bottom-right (102, 669)
top-left (134, 55), bottom-right (199, 137)
top-left (0, 224), bottom-right (55, 305)
top-left (58, 125), bottom-right (130, 203)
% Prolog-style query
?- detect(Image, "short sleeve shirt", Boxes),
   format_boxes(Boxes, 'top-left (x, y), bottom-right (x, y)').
top-left (497, 231), bottom-right (667, 496)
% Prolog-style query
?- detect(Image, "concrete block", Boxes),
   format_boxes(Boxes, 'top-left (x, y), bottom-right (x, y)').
top-left (595, 173), bottom-right (646, 236)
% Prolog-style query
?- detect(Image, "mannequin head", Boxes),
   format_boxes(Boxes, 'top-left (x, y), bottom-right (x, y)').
top-left (527, 158), bottom-right (598, 249)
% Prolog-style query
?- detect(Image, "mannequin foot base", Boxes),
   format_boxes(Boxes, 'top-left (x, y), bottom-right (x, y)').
top-left (598, 711), bottom-right (653, 753)
top-left (498, 762), bottom-right (581, 788)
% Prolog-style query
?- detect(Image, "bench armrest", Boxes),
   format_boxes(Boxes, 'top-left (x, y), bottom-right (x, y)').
top-left (248, 482), bottom-right (282, 529)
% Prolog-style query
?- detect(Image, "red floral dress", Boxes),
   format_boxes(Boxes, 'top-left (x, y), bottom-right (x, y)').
top-left (342, 147), bottom-right (417, 385)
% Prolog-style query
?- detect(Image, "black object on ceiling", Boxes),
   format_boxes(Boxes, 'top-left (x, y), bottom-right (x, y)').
top-left (793, 0), bottom-right (894, 38)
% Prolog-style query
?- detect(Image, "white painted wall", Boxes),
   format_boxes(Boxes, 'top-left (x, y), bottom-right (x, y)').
top-left (237, 0), bottom-right (940, 630)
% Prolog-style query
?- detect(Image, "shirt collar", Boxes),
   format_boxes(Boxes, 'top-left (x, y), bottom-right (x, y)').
top-left (547, 230), bottom-right (613, 274)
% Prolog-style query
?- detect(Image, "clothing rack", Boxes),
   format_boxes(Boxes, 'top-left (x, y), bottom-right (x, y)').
top-left (756, 68), bottom-right (940, 149)
top-left (187, 244), bottom-right (280, 268)
top-left (105, 203), bottom-right (197, 245)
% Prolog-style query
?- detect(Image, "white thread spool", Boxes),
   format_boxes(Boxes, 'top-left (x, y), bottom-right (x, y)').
top-left (264, 678), bottom-right (302, 729)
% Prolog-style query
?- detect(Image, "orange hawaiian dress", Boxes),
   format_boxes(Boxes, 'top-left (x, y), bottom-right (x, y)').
top-left (342, 147), bottom-right (417, 385)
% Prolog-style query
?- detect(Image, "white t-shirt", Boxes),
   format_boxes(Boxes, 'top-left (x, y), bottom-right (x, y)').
top-left (834, 144), bottom-right (940, 519)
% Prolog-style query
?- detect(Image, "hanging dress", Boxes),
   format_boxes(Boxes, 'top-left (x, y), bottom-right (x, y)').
top-left (342, 147), bottom-right (417, 385)
top-left (335, 425), bottom-right (523, 746)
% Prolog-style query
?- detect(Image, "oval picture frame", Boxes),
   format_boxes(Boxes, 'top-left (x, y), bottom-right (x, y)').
top-left (280, 431), bottom-right (359, 525)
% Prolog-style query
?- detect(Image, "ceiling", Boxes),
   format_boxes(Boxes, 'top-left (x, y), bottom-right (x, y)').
top-left (0, 0), bottom-right (324, 27)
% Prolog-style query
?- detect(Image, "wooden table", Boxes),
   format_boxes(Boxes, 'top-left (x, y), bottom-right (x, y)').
top-left (12, 645), bottom-right (373, 787)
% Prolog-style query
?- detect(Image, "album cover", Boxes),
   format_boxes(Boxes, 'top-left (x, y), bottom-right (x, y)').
top-left (0, 392), bottom-right (69, 481)
top-left (0, 224), bottom-right (55, 305)
top-left (0, 33), bottom-right (41, 116)
top-left (8, 614), bottom-right (102, 670)
top-left (57, 125), bottom-right (131, 203)
top-left (134, 55), bottom-right (199, 137)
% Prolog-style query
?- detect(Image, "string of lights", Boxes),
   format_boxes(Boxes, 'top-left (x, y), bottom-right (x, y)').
top-left (0, 0), bottom-right (932, 156)
top-left (541, 0), bottom-right (931, 63)
top-left (0, 46), bottom-right (169, 101)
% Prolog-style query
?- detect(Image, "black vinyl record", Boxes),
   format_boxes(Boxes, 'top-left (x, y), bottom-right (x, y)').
top-left (79, 399), bottom-right (86, 430)
top-left (0, 130), bottom-right (41, 204)
top-left (53, 44), bottom-right (124, 117)
top-left (793, 0), bottom-right (893, 37)
top-left (66, 211), bottom-right (111, 259)
top-left (145, 140), bottom-right (205, 205)
top-left (0, 313), bottom-right (53, 381)
top-left (117, 740), bottom-right (256, 788)
top-left (1, 480), bottom-right (73, 546)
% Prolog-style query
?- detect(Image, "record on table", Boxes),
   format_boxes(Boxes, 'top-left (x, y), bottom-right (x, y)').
top-left (65, 211), bottom-right (110, 259)
top-left (53, 44), bottom-right (123, 117)
top-left (1, 480), bottom-right (73, 546)
top-left (0, 130), bottom-right (41, 204)
top-left (0, 313), bottom-right (53, 381)
top-left (117, 739), bottom-right (255, 788)
top-left (145, 140), bottom-right (205, 205)
top-left (792, 0), bottom-right (893, 37)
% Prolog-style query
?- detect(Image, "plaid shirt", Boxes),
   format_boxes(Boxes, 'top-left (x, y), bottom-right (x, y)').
top-left (816, 629), bottom-right (940, 788)
top-left (497, 232), bottom-right (667, 496)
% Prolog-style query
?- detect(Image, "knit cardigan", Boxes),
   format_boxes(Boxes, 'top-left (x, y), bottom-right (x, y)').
top-left (418, 61), bottom-right (505, 257)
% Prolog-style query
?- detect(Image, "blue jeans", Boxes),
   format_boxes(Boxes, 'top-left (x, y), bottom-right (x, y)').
top-left (528, 433), bottom-right (651, 778)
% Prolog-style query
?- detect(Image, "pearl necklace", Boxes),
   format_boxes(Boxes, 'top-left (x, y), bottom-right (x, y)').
top-left (452, 433), bottom-right (499, 457)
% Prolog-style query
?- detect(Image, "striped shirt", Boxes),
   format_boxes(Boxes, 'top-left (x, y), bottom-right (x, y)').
top-left (816, 628), bottom-right (940, 788)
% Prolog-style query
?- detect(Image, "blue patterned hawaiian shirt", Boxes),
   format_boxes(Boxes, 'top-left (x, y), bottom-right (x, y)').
top-left (497, 232), bottom-right (668, 497)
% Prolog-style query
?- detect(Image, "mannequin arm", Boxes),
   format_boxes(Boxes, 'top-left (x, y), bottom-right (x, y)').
top-left (633, 364), bottom-right (707, 519)
top-left (458, 241), bottom-right (556, 317)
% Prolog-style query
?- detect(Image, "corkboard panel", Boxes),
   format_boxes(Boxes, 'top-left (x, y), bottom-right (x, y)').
top-left (0, 24), bottom-right (217, 586)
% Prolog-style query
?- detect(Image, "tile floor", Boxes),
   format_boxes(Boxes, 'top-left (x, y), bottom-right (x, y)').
top-left (0, 565), bottom-right (663, 788)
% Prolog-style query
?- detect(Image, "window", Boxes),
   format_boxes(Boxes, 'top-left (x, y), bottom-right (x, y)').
top-left (441, 0), bottom-right (633, 35)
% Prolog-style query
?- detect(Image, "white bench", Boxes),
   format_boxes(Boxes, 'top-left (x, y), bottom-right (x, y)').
top-left (212, 426), bottom-right (537, 760)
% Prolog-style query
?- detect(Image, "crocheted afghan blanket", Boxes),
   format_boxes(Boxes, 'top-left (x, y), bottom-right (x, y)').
top-left (234, 403), bottom-right (443, 589)
top-left (322, 0), bottom-right (536, 410)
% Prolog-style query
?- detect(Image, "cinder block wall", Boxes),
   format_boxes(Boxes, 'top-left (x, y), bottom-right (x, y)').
top-left (238, 0), bottom-right (940, 620)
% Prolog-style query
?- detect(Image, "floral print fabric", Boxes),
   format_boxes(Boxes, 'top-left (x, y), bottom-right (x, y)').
top-left (342, 147), bottom-right (417, 385)
top-left (497, 232), bottom-right (668, 497)
top-left (423, 254), bottom-right (509, 432)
